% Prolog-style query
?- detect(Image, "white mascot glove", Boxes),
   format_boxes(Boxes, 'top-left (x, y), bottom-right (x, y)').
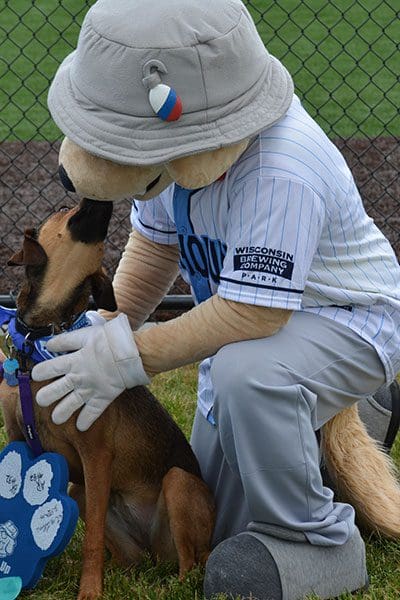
top-left (31, 313), bottom-right (150, 432)
top-left (85, 310), bottom-right (107, 326)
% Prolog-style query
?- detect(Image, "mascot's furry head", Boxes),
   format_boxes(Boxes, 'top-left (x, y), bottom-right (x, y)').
top-left (48, 0), bottom-right (294, 200)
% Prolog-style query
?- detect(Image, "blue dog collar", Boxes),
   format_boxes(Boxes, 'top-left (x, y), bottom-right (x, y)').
top-left (0, 306), bottom-right (92, 363)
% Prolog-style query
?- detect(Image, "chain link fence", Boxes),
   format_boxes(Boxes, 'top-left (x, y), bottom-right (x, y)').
top-left (1, 1), bottom-right (399, 313)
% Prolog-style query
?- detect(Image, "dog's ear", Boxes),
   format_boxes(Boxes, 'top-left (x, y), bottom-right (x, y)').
top-left (90, 270), bottom-right (117, 311)
top-left (7, 229), bottom-right (48, 267)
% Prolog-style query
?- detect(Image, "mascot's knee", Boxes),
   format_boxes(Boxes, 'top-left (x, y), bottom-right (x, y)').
top-left (211, 342), bottom-right (291, 396)
top-left (211, 343), bottom-right (312, 420)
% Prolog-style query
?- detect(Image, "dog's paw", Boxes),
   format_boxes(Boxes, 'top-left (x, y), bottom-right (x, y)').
top-left (77, 581), bottom-right (103, 600)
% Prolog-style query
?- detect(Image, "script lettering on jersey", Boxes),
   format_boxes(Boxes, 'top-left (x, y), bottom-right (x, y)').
top-left (178, 234), bottom-right (227, 284)
top-left (233, 246), bottom-right (294, 281)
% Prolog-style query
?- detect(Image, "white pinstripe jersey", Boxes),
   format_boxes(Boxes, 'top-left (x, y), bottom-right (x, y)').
top-left (132, 95), bottom-right (400, 420)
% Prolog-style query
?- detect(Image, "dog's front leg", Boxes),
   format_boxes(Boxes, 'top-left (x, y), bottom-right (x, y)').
top-left (77, 444), bottom-right (113, 600)
top-left (0, 382), bottom-right (25, 442)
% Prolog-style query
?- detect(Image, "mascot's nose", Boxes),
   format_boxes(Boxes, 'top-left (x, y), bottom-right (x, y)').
top-left (58, 164), bottom-right (76, 193)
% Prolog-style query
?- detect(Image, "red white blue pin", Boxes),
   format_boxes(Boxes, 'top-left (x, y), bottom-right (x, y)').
top-left (143, 60), bottom-right (183, 122)
top-left (149, 83), bottom-right (182, 122)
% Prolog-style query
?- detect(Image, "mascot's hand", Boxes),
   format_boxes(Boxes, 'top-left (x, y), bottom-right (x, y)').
top-left (85, 310), bottom-right (108, 326)
top-left (32, 314), bottom-right (150, 431)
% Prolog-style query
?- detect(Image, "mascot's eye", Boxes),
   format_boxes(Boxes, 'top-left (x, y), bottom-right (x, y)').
top-left (146, 173), bottom-right (162, 193)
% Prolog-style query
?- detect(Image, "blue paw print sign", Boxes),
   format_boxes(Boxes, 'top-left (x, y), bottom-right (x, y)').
top-left (0, 442), bottom-right (78, 598)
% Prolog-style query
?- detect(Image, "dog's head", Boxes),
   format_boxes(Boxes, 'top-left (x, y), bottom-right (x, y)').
top-left (8, 198), bottom-right (117, 329)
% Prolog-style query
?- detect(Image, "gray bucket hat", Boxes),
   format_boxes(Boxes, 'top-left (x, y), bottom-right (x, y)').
top-left (48, 0), bottom-right (294, 166)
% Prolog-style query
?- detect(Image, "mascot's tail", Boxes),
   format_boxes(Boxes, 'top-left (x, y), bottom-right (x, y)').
top-left (322, 404), bottom-right (400, 539)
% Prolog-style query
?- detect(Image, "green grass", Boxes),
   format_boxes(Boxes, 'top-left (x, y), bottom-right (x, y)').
top-left (0, 0), bottom-right (94, 141)
top-left (0, 0), bottom-right (398, 141)
top-left (0, 355), bottom-right (399, 599)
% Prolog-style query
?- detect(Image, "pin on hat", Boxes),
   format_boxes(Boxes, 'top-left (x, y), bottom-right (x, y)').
top-left (149, 84), bottom-right (182, 121)
top-left (143, 60), bottom-right (182, 122)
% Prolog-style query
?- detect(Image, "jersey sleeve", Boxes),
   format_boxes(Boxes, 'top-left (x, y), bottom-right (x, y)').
top-left (218, 176), bottom-right (325, 309)
top-left (130, 187), bottom-right (178, 245)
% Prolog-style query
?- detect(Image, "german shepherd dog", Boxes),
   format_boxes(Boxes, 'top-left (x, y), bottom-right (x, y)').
top-left (0, 199), bottom-right (215, 600)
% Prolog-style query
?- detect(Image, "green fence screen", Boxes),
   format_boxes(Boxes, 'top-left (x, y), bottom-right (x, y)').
top-left (1, 1), bottom-right (399, 304)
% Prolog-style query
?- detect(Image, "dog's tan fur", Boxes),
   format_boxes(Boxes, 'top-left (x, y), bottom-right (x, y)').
top-left (0, 203), bottom-right (215, 600)
top-left (36, 216), bottom-right (104, 311)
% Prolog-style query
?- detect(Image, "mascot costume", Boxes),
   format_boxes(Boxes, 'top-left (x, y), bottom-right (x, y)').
top-left (31, 0), bottom-right (400, 598)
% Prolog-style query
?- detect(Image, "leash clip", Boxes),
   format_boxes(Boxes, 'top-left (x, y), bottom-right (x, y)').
top-left (20, 333), bottom-right (34, 374)
top-left (5, 332), bottom-right (16, 359)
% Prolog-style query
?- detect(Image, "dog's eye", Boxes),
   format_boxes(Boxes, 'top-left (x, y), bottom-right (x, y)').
top-left (58, 206), bottom-right (70, 213)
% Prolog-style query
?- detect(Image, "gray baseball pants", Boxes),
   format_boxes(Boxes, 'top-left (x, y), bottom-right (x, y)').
top-left (191, 311), bottom-right (386, 548)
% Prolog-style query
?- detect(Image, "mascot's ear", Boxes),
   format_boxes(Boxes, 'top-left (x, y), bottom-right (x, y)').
top-left (166, 140), bottom-right (249, 189)
top-left (90, 270), bottom-right (117, 311)
top-left (7, 229), bottom-right (48, 267)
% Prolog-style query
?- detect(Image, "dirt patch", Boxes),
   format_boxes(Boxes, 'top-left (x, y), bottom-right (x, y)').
top-left (335, 137), bottom-right (400, 250)
top-left (1, 138), bottom-right (399, 318)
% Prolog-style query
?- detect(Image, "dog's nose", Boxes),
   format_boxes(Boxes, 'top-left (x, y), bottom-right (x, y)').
top-left (58, 164), bottom-right (76, 193)
top-left (67, 198), bottom-right (113, 243)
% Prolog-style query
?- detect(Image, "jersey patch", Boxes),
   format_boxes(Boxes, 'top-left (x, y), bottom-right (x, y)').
top-left (233, 246), bottom-right (294, 280)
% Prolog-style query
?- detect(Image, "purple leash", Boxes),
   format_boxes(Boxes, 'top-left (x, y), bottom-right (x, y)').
top-left (17, 371), bottom-right (44, 457)
top-left (0, 359), bottom-right (44, 457)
